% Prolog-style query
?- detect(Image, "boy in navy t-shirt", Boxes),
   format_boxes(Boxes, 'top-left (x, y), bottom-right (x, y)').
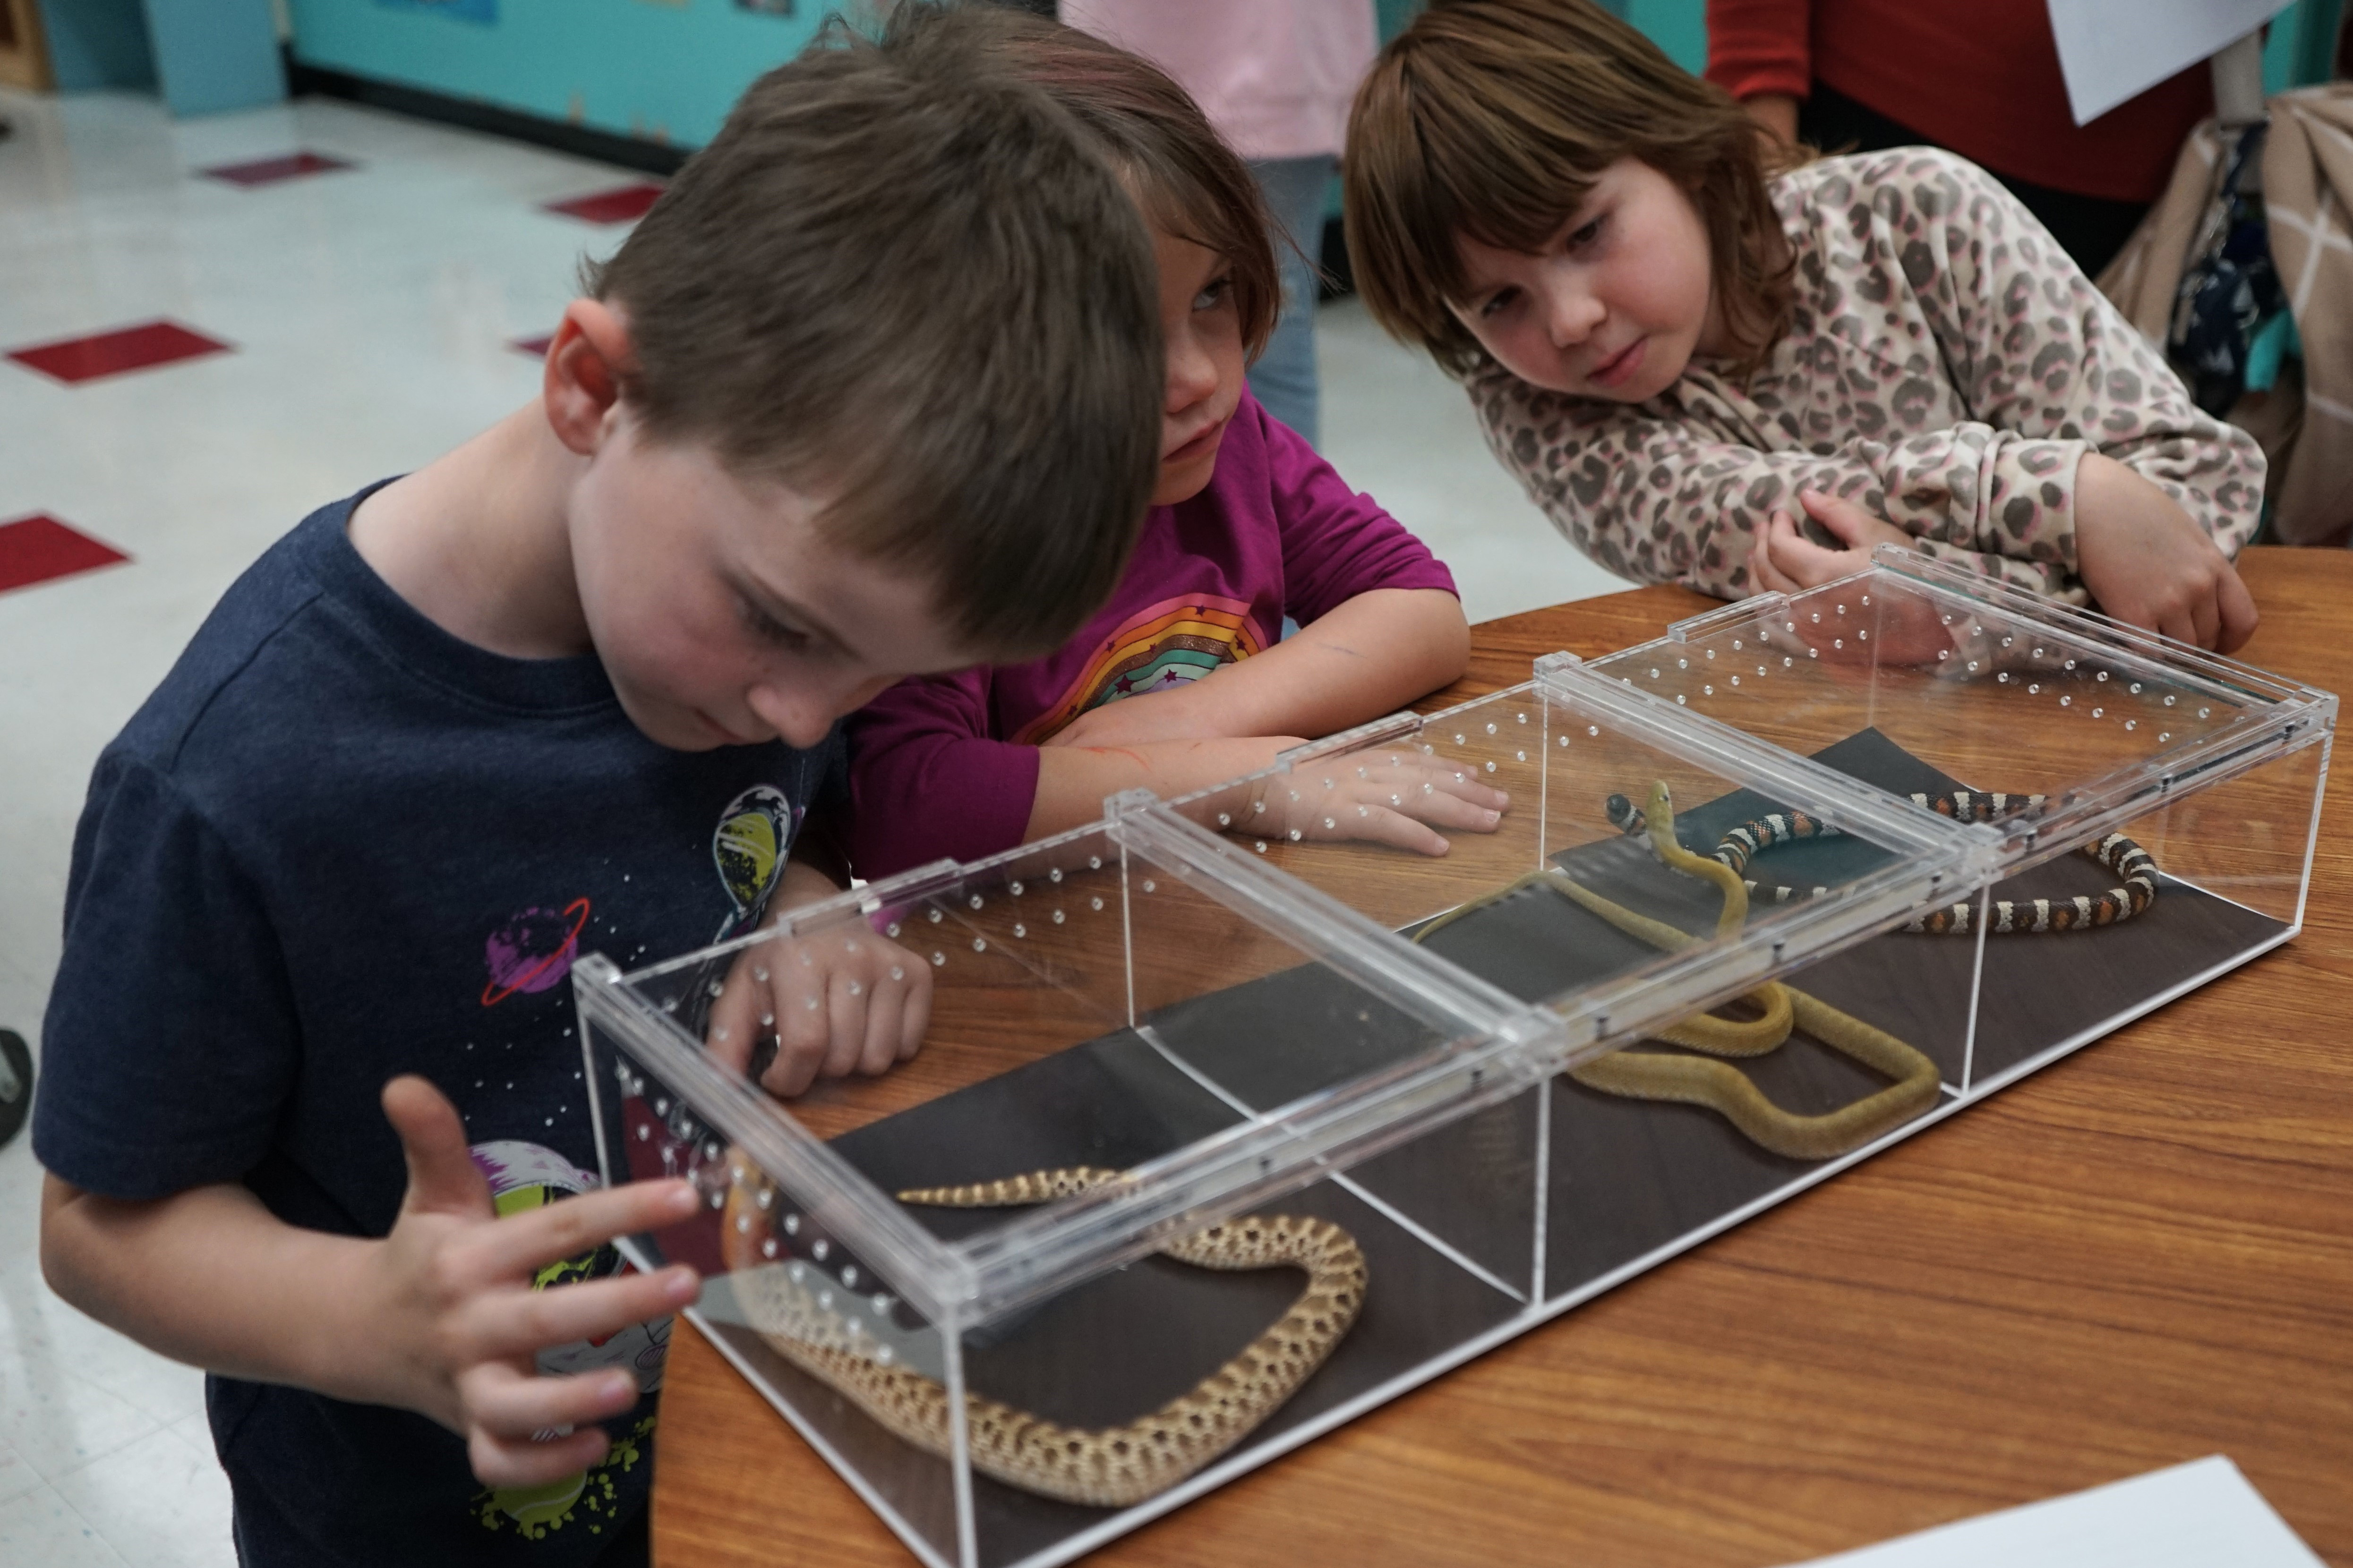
top-left (29, 12), bottom-right (1162, 1565)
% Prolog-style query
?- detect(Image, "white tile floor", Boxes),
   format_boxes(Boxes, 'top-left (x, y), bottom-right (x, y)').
top-left (0, 84), bottom-right (1622, 1565)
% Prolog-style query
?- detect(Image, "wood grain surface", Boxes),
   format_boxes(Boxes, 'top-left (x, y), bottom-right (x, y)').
top-left (653, 548), bottom-right (2353, 1567)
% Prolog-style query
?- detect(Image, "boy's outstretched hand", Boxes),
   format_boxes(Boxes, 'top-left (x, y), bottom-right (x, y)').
top-left (369, 1077), bottom-right (701, 1486)
top-left (706, 920), bottom-right (933, 1098)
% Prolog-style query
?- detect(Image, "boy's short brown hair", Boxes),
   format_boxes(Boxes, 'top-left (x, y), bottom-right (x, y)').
top-left (964, 12), bottom-right (1282, 363)
top-left (585, 4), bottom-right (1164, 658)
top-left (1343, 0), bottom-right (1799, 382)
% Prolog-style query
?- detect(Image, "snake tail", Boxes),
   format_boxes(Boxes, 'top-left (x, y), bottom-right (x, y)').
top-left (719, 1158), bottom-right (1368, 1508)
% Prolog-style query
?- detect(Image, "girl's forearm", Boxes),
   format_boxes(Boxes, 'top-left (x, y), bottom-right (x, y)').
top-left (41, 1175), bottom-right (390, 1405)
top-left (1025, 736), bottom-right (1300, 842)
top-left (1191, 589), bottom-right (1469, 741)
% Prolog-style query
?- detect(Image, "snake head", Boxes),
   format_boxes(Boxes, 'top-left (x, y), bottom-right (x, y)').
top-left (1644, 782), bottom-right (1678, 854)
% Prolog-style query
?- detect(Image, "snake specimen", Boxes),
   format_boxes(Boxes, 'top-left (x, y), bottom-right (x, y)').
top-left (1415, 780), bottom-right (1942, 1161)
top-left (1605, 788), bottom-right (2160, 935)
top-left (718, 1162), bottom-right (1368, 1508)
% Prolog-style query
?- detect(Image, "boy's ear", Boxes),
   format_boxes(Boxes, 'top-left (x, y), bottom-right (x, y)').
top-left (543, 299), bottom-right (637, 457)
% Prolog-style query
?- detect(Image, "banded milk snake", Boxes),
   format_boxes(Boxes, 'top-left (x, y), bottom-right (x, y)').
top-left (1604, 789), bottom-right (2159, 934)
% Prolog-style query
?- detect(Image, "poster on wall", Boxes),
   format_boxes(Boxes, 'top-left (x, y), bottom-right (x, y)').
top-left (373, 0), bottom-right (499, 23)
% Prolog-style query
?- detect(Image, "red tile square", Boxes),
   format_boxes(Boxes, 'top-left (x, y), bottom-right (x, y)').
top-left (0, 515), bottom-right (130, 595)
top-left (7, 321), bottom-right (234, 385)
top-left (510, 333), bottom-right (556, 358)
top-left (201, 152), bottom-right (357, 187)
top-left (543, 182), bottom-right (665, 224)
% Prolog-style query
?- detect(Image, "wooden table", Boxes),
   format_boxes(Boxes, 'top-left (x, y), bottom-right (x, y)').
top-left (654, 547), bottom-right (2353, 1566)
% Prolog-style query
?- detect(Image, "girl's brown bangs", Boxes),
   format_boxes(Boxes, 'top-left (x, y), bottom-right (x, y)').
top-left (1410, 80), bottom-right (1609, 290)
top-left (1126, 156), bottom-right (1280, 360)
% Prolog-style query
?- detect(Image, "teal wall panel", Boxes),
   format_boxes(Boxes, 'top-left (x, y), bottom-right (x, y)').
top-left (2266, 0), bottom-right (2347, 92)
top-left (285, 0), bottom-right (830, 149)
top-left (34, 0), bottom-right (157, 91)
top-left (144, 0), bottom-right (286, 115)
top-left (1625, 0), bottom-right (1705, 75)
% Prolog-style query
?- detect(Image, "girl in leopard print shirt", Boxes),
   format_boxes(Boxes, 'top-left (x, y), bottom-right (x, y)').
top-left (1342, 0), bottom-right (2262, 651)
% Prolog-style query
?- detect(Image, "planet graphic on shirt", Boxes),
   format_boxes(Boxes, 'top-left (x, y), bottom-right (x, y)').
top-left (480, 897), bottom-right (592, 1006)
top-left (711, 784), bottom-right (794, 939)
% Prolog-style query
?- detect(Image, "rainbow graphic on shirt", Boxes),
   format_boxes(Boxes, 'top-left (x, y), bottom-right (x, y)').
top-left (1014, 593), bottom-right (1267, 744)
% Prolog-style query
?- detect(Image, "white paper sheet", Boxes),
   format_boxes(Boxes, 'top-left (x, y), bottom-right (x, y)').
top-left (1788, 1455), bottom-right (2323, 1568)
top-left (2046, 0), bottom-right (2295, 124)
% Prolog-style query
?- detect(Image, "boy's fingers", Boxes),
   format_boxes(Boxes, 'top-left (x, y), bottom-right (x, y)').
top-left (384, 1076), bottom-right (494, 1220)
top-left (823, 974), bottom-right (868, 1081)
top-left (856, 982), bottom-right (905, 1077)
top-left (897, 963), bottom-right (933, 1062)
top-left (463, 1264), bottom-right (700, 1361)
top-left (771, 965), bottom-right (830, 1094)
top-left (468, 1423), bottom-right (612, 1490)
top-left (764, 1037), bottom-right (821, 1099)
top-left (475, 1182), bottom-right (701, 1280)
top-left (461, 1363), bottom-right (642, 1441)
top-left (705, 959), bottom-right (761, 1074)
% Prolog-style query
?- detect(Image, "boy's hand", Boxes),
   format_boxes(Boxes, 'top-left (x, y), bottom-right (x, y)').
top-left (708, 921), bottom-right (933, 1099)
top-left (1749, 489), bottom-right (1914, 596)
top-left (1228, 750), bottom-right (1511, 856)
top-left (368, 1077), bottom-right (701, 1487)
top-left (2073, 453), bottom-right (2257, 653)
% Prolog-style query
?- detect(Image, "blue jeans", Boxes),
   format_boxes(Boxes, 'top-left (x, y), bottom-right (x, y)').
top-left (1247, 154), bottom-right (1335, 450)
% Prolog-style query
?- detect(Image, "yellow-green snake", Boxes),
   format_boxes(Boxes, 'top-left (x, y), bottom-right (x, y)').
top-left (1414, 781), bottom-right (1942, 1161)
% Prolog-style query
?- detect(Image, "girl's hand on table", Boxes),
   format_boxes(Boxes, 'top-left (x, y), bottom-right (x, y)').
top-left (1749, 490), bottom-right (1958, 666)
top-left (1749, 489), bottom-right (1913, 595)
top-left (2073, 453), bottom-right (2257, 653)
top-left (1216, 750), bottom-right (1512, 857)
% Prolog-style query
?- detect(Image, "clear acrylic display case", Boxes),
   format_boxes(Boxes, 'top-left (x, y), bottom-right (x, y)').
top-left (1576, 547), bottom-right (2334, 1094)
top-left (576, 694), bottom-right (1988, 1568)
top-left (576, 814), bottom-right (1566, 1568)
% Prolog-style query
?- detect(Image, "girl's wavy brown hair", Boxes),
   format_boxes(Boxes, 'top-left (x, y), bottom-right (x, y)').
top-left (974, 10), bottom-right (1282, 363)
top-left (1343, 0), bottom-right (1801, 382)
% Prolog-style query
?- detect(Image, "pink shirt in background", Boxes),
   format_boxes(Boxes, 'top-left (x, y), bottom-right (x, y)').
top-left (843, 389), bottom-right (1457, 880)
top-left (1062, 0), bottom-right (1377, 160)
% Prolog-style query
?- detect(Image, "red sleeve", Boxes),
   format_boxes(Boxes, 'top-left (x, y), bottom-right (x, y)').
top-left (843, 671), bottom-right (1042, 882)
top-left (1255, 402), bottom-right (1458, 626)
top-left (1705, 0), bottom-right (1812, 103)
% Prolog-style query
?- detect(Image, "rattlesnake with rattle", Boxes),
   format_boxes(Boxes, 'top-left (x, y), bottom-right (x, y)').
top-left (1605, 789), bottom-right (2160, 935)
top-left (1415, 780), bottom-right (1943, 1162)
top-left (718, 1163), bottom-right (1366, 1508)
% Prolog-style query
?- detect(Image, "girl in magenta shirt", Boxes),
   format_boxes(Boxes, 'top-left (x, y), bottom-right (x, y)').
top-left (846, 15), bottom-right (1507, 879)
